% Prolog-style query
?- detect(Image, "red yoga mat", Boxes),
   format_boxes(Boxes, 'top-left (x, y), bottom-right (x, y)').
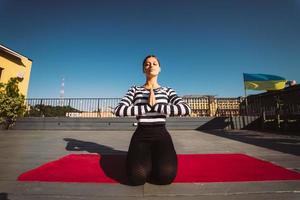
top-left (18, 153), bottom-right (300, 183)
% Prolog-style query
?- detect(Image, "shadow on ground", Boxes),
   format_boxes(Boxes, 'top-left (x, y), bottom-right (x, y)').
top-left (63, 138), bottom-right (131, 185)
top-left (197, 129), bottom-right (300, 156)
top-left (0, 193), bottom-right (9, 200)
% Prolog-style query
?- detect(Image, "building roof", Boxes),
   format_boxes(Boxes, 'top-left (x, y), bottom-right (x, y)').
top-left (0, 44), bottom-right (32, 61)
top-left (182, 95), bottom-right (216, 98)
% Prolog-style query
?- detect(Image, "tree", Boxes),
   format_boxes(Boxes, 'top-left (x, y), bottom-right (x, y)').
top-left (24, 104), bottom-right (80, 117)
top-left (0, 77), bottom-right (26, 129)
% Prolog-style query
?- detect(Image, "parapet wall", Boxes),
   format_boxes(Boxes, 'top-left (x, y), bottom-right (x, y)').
top-left (10, 116), bottom-right (259, 131)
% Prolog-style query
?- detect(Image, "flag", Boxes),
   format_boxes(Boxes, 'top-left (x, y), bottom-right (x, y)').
top-left (243, 73), bottom-right (287, 91)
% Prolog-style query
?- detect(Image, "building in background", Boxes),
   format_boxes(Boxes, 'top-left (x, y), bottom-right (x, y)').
top-left (183, 95), bottom-right (243, 117)
top-left (0, 44), bottom-right (32, 97)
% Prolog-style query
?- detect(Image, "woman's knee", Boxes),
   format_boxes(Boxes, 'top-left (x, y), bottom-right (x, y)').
top-left (128, 175), bottom-right (147, 186)
top-left (153, 165), bottom-right (177, 185)
top-left (127, 165), bottom-right (149, 186)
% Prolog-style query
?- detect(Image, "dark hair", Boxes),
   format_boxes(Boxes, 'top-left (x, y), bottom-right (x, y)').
top-left (142, 55), bottom-right (160, 72)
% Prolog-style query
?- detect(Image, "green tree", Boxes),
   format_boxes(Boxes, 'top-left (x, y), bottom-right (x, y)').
top-left (0, 77), bottom-right (26, 129)
top-left (25, 104), bottom-right (80, 117)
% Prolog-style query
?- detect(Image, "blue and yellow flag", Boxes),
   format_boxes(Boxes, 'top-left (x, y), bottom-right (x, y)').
top-left (243, 73), bottom-right (287, 90)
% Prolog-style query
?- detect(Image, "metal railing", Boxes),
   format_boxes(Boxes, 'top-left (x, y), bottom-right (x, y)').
top-left (24, 98), bottom-right (120, 118)
top-left (24, 97), bottom-right (244, 118)
top-left (24, 93), bottom-right (299, 120)
top-left (244, 85), bottom-right (300, 131)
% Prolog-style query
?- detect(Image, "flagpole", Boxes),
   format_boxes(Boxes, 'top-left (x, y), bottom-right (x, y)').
top-left (243, 73), bottom-right (248, 115)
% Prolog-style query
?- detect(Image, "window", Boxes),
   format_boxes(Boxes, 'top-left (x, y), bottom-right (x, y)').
top-left (0, 67), bottom-right (3, 81)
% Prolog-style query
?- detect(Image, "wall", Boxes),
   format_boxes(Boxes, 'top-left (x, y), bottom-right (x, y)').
top-left (0, 49), bottom-right (32, 97)
top-left (10, 116), bottom-right (259, 130)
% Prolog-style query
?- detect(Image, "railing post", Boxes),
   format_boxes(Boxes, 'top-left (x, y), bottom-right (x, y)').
top-left (230, 111), bottom-right (234, 129)
top-left (261, 108), bottom-right (265, 130)
top-left (40, 99), bottom-right (43, 117)
top-left (97, 98), bottom-right (100, 117)
top-left (275, 96), bottom-right (281, 130)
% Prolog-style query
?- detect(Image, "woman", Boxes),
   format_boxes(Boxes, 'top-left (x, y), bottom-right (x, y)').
top-left (114, 55), bottom-right (191, 185)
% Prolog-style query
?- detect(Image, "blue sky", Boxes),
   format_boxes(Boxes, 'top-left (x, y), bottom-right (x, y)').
top-left (1, 0), bottom-right (300, 98)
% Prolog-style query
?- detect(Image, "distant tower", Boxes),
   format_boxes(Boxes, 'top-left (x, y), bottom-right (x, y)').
top-left (60, 77), bottom-right (65, 106)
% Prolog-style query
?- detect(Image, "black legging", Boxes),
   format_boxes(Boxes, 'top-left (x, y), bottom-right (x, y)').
top-left (126, 124), bottom-right (177, 185)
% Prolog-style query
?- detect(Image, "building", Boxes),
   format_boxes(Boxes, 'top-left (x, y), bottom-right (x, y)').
top-left (183, 95), bottom-right (244, 116)
top-left (183, 95), bottom-right (215, 116)
top-left (66, 110), bottom-right (115, 118)
top-left (0, 44), bottom-right (32, 97)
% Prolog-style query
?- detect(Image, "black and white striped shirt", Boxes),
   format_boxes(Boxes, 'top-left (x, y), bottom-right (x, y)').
top-left (114, 85), bottom-right (191, 125)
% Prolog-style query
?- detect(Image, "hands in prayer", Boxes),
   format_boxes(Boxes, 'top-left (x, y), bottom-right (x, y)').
top-left (148, 87), bottom-right (156, 107)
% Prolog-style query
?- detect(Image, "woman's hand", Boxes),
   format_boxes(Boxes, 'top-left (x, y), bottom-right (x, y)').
top-left (148, 88), bottom-right (156, 107)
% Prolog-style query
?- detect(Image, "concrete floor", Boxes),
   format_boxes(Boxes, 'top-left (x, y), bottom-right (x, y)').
top-left (0, 129), bottom-right (299, 200)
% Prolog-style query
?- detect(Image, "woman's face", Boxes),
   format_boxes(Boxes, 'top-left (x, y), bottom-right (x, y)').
top-left (143, 57), bottom-right (161, 77)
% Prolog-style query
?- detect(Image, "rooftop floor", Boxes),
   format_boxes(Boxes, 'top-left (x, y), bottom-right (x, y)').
top-left (0, 129), bottom-right (299, 200)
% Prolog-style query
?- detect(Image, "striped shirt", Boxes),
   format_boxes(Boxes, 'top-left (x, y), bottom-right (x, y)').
top-left (114, 85), bottom-right (191, 125)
